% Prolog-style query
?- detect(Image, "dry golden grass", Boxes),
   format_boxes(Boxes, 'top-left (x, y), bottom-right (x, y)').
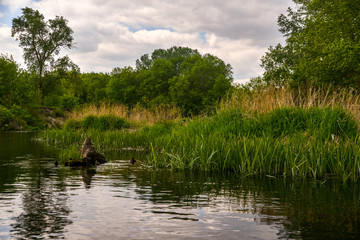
top-left (219, 85), bottom-right (360, 120)
top-left (67, 85), bottom-right (360, 125)
top-left (67, 103), bottom-right (182, 125)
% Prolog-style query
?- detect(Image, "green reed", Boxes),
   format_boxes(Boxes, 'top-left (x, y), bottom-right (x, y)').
top-left (146, 107), bottom-right (360, 181)
top-left (38, 106), bottom-right (360, 181)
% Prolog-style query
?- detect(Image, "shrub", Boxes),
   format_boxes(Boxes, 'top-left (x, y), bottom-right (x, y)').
top-left (64, 118), bottom-right (81, 131)
top-left (0, 106), bottom-right (14, 129)
top-left (44, 95), bottom-right (61, 107)
top-left (64, 114), bottom-right (130, 131)
top-left (61, 95), bottom-right (79, 111)
top-left (81, 115), bottom-right (96, 130)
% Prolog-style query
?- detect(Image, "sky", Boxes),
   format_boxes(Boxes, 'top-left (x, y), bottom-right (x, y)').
top-left (0, 0), bottom-right (295, 83)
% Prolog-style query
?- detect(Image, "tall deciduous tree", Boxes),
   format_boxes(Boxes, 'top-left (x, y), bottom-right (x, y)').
top-left (11, 7), bottom-right (75, 102)
top-left (261, 0), bottom-right (360, 88)
top-left (169, 54), bottom-right (233, 115)
top-left (107, 66), bottom-right (139, 106)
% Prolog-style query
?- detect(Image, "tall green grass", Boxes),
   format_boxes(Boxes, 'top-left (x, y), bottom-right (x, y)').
top-left (37, 87), bottom-right (360, 181)
top-left (64, 114), bottom-right (131, 131)
top-left (39, 120), bottom-right (177, 161)
top-left (146, 107), bottom-right (360, 181)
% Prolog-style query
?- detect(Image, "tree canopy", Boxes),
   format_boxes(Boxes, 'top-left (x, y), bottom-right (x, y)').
top-left (12, 7), bottom-right (75, 101)
top-left (7, 9), bottom-right (233, 119)
top-left (114, 46), bottom-right (234, 114)
top-left (261, 0), bottom-right (360, 88)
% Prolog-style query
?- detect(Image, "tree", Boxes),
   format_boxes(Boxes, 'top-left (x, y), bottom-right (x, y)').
top-left (142, 58), bottom-right (175, 102)
top-left (132, 46), bottom-right (233, 114)
top-left (135, 46), bottom-right (200, 74)
top-left (107, 66), bottom-right (139, 106)
top-left (293, 0), bottom-right (360, 88)
top-left (261, 0), bottom-right (360, 88)
top-left (81, 73), bottom-right (110, 103)
top-left (11, 7), bottom-right (75, 102)
top-left (169, 54), bottom-right (233, 115)
top-left (0, 55), bottom-right (19, 106)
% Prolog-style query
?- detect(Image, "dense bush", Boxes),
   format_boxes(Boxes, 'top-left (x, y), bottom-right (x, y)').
top-left (61, 95), bottom-right (79, 110)
top-left (0, 105), bottom-right (39, 130)
top-left (0, 106), bottom-right (14, 130)
top-left (261, 0), bottom-right (360, 88)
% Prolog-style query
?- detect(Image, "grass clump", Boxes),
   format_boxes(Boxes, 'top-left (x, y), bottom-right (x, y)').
top-left (146, 107), bottom-right (360, 181)
top-left (64, 114), bottom-right (130, 131)
top-left (58, 145), bottom-right (81, 162)
top-left (261, 107), bottom-right (358, 139)
top-left (185, 107), bottom-right (357, 140)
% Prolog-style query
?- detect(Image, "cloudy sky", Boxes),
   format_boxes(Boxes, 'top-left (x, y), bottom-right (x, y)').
top-left (0, 0), bottom-right (294, 83)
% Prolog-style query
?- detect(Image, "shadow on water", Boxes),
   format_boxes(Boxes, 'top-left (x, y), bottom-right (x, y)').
top-left (102, 166), bottom-right (360, 239)
top-left (0, 132), bottom-right (360, 239)
top-left (0, 132), bottom-right (72, 239)
top-left (10, 168), bottom-right (72, 239)
top-left (81, 167), bottom-right (97, 189)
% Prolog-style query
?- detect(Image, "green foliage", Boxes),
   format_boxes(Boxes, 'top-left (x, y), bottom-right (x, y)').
top-left (2, 43), bottom-right (233, 120)
top-left (169, 54), bottom-right (233, 115)
top-left (0, 55), bottom-right (19, 106)
top-left (174, 107), bottom-right (357, 141)
top-left (133, 46), bottom-right (233, 114)
top-left (107, 67), bottom-right (139, 106)
top-left (44, 95), bottom-right (61, 107)
top-left (136, 46), bottom-right (200, 73)
top-left (64, 115), bottom-right (130, 131)
top-left (11, 7), bottom-right (75, 76)
top-left (261, 107), bottom-right (358, 139)
top-left (0, 55), bottom-right (44, 129)
top-left (11, 7), bottom-right (75, 102)
top-left (146, 107), bottom-right (360, 180)
top-left (139, 121), bottom-right (176, 137)
top-left (0, 106), bottom-right (14, 129)
top-left (0, 105), bottom-right (40, 130)
top-left (61, 95), bottom-right (79, 110)
top-left (260, 44), bottom-right (293, 86)
top-left (58, 145), bottom-right (81, 162)
top-left (81, 73), bottom-right (110, 103)
top-left (63, 118), bottom-right (80, 131)
top-left (40, 106), bottom-right (360, 181)
top-left (261, 0), bottom-right (360, 88)
top-left (143, 58), bottom-right (175, 101)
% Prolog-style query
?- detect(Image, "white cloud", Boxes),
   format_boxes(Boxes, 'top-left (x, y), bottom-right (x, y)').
top-left (0, 0), bottom-right (295, 80)
top-left (0, 26), bottom-right (24, 64)
top-left (1, 0), bottom-right (32, 13)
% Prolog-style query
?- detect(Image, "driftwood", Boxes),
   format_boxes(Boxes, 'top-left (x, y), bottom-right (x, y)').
top-left (65, 137), bottom-right (106, 167)
top-left (81, 137), bottom-right (107, 165)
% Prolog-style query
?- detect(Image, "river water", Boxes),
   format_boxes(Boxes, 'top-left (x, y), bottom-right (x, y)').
top-left (0, 132), bottom-right (359, 239)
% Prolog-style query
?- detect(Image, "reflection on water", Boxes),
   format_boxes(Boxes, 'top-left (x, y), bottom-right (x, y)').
top-left (0, 132), bottom-right (360, 239)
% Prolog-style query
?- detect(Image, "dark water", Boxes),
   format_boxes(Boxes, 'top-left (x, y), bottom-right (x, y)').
top-left (0, 132), bottom-right (360, 239)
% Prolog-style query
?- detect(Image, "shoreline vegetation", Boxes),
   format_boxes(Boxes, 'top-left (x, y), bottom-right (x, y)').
top-left (3, 1), bottom-right (360, 182)
top-left (37, 85), bottom-right (360, 182)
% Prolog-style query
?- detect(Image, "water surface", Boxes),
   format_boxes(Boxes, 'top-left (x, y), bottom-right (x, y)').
top-left (0, 132), bottom-right (359, 239)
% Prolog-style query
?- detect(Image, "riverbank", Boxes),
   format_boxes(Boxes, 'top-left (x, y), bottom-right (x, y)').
top-left (0, 105), bottom-right (65, 131)
top-left (37, 86), bottom-right (360, 181)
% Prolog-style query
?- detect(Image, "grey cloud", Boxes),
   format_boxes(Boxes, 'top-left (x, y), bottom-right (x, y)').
top-left (101, 0), bottom-right (294, 47)
top-left (1, 0), bottom-right (295, 80)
